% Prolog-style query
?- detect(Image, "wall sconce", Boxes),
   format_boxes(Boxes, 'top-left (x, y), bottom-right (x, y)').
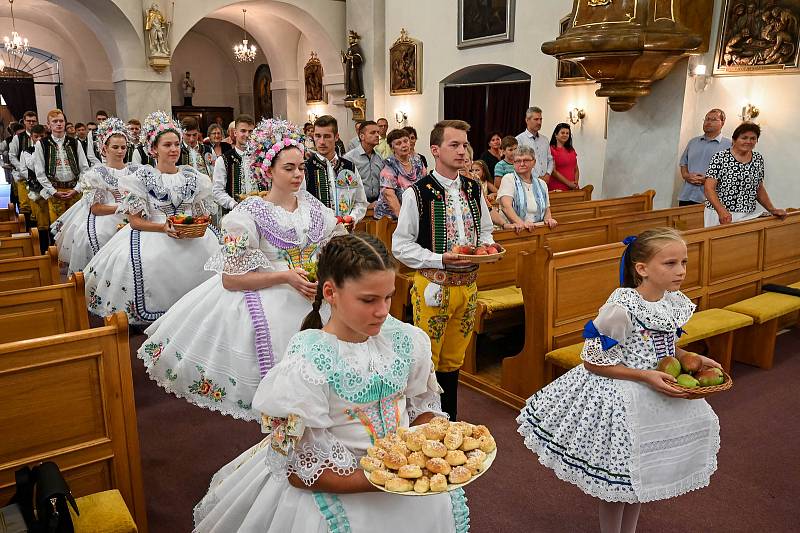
top-left (395, 110), bottom-right (408, 124)
top-left (740, 103), bottom-right (760, 122)
top-left (568, 107), bottom-right (585, 125)
top-left (307, 110), bottom-right (319, 123)
top-left (690, 63), bottom-right (711, 92)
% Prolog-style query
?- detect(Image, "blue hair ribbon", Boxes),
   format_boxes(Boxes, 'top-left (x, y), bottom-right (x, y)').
top-left (619, 235), bottom-right (637, 286)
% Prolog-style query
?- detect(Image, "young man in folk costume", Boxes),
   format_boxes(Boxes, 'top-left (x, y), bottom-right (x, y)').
top-left (33, 109), bottom-right (90, 222)
top-left (179, 116), bottom-right (212, 176)
top-left (304, 114), bottom-right (368, 224)
top-left (85, 110), bottom-right (109, 166)
top-left (126, 119), bottom-right (153, 165)
top-left (21, 124), bottom-right (50, 252)
top-left (212, 114), bottom-right (260, 217)
top-left (9, 110), bottom-right (39, 224)
top-left (392, 119), bottom-right (495, 420)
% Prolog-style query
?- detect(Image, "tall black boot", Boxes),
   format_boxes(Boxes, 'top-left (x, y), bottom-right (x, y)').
top-left (436, 370), bottom-right (460, 421)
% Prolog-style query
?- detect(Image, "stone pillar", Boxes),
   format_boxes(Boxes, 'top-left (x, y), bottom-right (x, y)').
top-left (345, 0), bottom-right (386, 120)
top-left (271, 79), bottom-right (301, 124)
top-left (113, 68), bottom-right (172, 121)
top-left (602, 58), bottom-right (690, 208)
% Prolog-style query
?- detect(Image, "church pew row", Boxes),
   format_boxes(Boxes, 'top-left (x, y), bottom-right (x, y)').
top-left (0, 213), bottom-right (25, 237)
top-left (460, 213), bottom-right (800, 409)
top-left (0, 272), bottom-right (89, 344)
top-left (0, 311), bottom-right (148, 532)
top-left (0, 245), bottom-right (59, 293)
top-left (539, 184), bottom-right (594, 206)
top-left (0, 203), bottom-right (15, 222)
top-left (551, 189), bottom-right (654, 223)
top-left (0, 227), bottom-right (39, 260)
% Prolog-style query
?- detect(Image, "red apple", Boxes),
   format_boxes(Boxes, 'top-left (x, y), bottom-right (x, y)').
top-left (474, 246), bottom-right (488, 255)
top-left (343, 215), bottom-right (353, 224)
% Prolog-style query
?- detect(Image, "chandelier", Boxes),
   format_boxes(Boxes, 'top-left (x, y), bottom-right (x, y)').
top-left (3, 0), bottom-right (28, 56)
top-left (233, 9), bottom-right (256, 62)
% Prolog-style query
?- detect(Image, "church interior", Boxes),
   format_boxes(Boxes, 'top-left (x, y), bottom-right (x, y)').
top-left (0, 1), bottom-right (798, 532)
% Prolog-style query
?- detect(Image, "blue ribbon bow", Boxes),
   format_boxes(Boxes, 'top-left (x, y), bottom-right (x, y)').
top-left (583, 320), bottom-right (619, 351)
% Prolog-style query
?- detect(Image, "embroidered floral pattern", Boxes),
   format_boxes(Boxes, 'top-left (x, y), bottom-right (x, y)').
top-left (87, 287), bottom-right (102, 309)
top-left (141, 340), bottom-right (167, 366)
top-left (188, 374), bottom-right (227, 402)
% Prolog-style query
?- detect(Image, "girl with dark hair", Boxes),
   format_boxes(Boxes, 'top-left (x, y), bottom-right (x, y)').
top-left (137, 119), bottom-right (343, 421)
top-left (518, 227), bottom-right (721, 533)
top-left (193, 232), bottom-right (470, 532)
top-left (548, 122), bottom-right (580, 192)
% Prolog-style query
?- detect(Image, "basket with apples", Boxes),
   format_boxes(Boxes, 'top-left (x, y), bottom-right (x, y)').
top-left (168, 214), bottom-right (211, 238)
top-left (336, 215), bottom-right (354, 232)
top-left (658, 352), bottom-right (732, 397)
top-left (450, 243), bottom-right (505, 264)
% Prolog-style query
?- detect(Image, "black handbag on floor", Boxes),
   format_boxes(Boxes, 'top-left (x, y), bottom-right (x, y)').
top-left (9, 462), bottom-right (79, 533)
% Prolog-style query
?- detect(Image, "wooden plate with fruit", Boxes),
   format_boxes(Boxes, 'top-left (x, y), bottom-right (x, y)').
top-left (659, 353), bottom-right (733, 398)
top-left (451, 243), bottom-right (505, 264)
top-left (168, 214), bottom-right (210, 238)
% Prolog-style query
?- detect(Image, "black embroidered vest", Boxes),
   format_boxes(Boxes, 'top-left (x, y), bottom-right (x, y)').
top-left (22, 146), bottom-right (42, 194)
top-left (15, 131), bottom-right (32, 157)
top-left (41, 136), bottom-right (81, 180)
top-left (136, 145), bottom-right (155, 166)
top-left (304, 154), bottom-right (356, 209)
top-left (180, 143), bottom-right (211, 175)
top-left (410, 174), bottom-right (482, 254)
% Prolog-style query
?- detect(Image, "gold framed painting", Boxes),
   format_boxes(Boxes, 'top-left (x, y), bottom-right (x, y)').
top-left (713, 0), bottom-right (800, 75)
top-left (304, 52), bottom-right (325, 104)
top-left (390, 29), bottom-right (422, 95)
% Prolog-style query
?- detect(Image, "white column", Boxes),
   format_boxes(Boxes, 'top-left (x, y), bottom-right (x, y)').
top-left (113, 68), bottom-right (172, 121)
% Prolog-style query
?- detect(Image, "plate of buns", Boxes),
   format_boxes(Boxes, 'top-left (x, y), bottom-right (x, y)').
top-left (362, 417), bottom-right (496, 495)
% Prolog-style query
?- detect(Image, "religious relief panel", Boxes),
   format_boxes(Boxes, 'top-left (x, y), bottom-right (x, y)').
top-left (714, 0), bottom-right (800, 75)
top-left (304, 52), bottom-right (325, 104)
top-left (389, 29), bottom-right (422, 95)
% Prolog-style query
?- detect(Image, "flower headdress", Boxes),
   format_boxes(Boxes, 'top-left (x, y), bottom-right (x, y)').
top-left (140, 110), bottom-right (183, 150)
top-left (97, 117), bottom-right (131, 147)
top-left (246, 118), bottom-right (306, 180)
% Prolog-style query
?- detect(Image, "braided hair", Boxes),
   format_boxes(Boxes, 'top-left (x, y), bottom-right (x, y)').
top-left (620, 227), bottom-right (684, 288)
top-left (300, 232), bottom-right (395, 331)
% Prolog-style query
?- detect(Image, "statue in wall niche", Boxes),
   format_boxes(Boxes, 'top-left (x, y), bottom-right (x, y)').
top-left (341, 30), bottom-right (365, 100)
top-left (145, 2), bottom-right (171, 58)
top-left (182, 72), bottom-right (196, 106)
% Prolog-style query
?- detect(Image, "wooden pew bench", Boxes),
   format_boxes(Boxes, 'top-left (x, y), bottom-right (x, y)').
top-left (549, 189), bottom-right (654, 223)
top-left (0, 228), bottom-right (39, 260)
top-left (0, 214), bottom-right (25, 237)
top-left (545, 184), bottom-right (594, 206)
top-left (0, 246), bottom-right (59, 293)
top-left (0, 203), bottom-right (15, 222)
top-left (0, 312), bottom-right (148, 532)
top-left (0, 272), bottom-right (89, 343)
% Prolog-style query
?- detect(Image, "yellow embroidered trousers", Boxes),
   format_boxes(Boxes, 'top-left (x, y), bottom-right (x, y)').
top-left (15, 181), bottom-right (31, 213)
top-left (48, 191), bottom-right (81, 222)
top-left (30, 197), bottom-right (50, 229)
top-left (411, 272), bottom-right (478, 372)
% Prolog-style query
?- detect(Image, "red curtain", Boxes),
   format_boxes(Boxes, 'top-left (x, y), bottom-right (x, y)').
top-left (444, 84), bottom-right (486, 151)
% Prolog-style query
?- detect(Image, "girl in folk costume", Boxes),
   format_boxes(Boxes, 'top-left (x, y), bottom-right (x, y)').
top-left (138, 119), bottom-right (343, 421)
top-left (517, 228), bottom-right (721, 533)
top-left (52, 118), bottom-right (139, 275)
top-left (83, 111), bottom-right (219, 326)
top-left (193, 233), bottom-right (470, 533)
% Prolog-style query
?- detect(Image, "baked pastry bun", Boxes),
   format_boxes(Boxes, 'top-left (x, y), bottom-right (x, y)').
top-left (425, 457), bottom-right (452, 475)
top-left (460, 436), bottom-right (481, 451)
top-left (422, 440), bottom-right (447, 458)
top-left (448, 466), bottom-right (471, 484)
top-left (360, 456), bottom-right (384, 472)
top-left (479, 435), bottom-right (497, 453)
top-left (407, 451), bottom-right (427, 468)
top-left (423, 424), bottom-right (447, 441)
top-left (383, 450), bottom-right (408, 470)
top-left (444, 428), bottom-right (464, 450)
top-left (472, 425), bottom-right (491, 439)
top-left (405, 430), bottom-right (425, 451)
top-left (445, 450), bottom-right (467, 466)
top-left (385, 477), bottom-right (414, 492)
top-left (367, 445), bottom-right (387, 459)
top-left (414, 476), bottom-right (430, 494)
top-left (369, 469), bottom-right (396, 486)
top-left (397, 464), bottom-right (423, 479)
top-left (453, 421), bottom-right (474, 437)
top-left (465, 456), bottom-right (485, 474)
top-left (429, 473), bottom-right (448, 492)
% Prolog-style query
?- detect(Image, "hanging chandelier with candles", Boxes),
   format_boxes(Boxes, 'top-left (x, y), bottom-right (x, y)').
top-left (233, 9), bottom-right (256, 62)
top-left (4, 0), bottom-right (28, 57)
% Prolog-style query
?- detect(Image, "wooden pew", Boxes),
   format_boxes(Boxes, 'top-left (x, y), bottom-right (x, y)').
top-left (0, 213), bottom-right (25, 237)
top-left (0, 228), bottom-right (40, 260)
top-left (0, 312), bottom-right (148, 532)
top-left (0, 245), bottom-right (59, 293)
top-left (465, 213), bottom-right (800, 408)
top-left (0, 272), bottom-right (89, 343)
top-left (547, 184), bottom-right (594, 206)
top-left (0, 203), bottom-right (15, 221)
top-left (550, 189), bottom-right (655, 223)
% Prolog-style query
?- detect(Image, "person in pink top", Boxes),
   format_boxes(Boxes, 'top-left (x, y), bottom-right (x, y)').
top-left (548, 123), bottom-right (580, 192)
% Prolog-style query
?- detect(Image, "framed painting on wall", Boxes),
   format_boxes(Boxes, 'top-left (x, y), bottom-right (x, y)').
top-left (713, 0), bottom-right (800, 75)
top-left (457, 0), bottom-right (515, 49)
top-left (390, 28), bottom-right (422, 95)
top-left (556, 15), bottom-right (592, 86)
top-left (304, 52), bottom-right (325, 104)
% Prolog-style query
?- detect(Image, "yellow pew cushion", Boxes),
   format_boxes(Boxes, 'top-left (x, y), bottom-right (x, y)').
top-left (676, 309), bottom-right (754, 346)
top-left (790, 281), bottom-right (800, 289)
top-left (724, 292), bottom-right (800, 324)
top-left (476, 286), bottom-right (523, 314)
top-left (545, 342), bottom-right (584, 370)
top-left (69, 490), bottom-right (138, 533)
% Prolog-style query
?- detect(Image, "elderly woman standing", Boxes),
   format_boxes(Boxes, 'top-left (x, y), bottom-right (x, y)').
top-left (373, 128), bottom-right (427, 219)
top-left (704, 122), bottom-right (786, 227)
top-left (204, 123), bottom-right (232, 167)
top-left (497, 145), bottom-right (558, 231)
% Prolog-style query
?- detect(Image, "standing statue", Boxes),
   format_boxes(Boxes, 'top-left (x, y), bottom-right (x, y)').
top-left (145, 2), bottom-right (171, 57)
top-left (182, 71), bottom-right (196, 106)
top-left (341, 30), bottom-right (365, 100)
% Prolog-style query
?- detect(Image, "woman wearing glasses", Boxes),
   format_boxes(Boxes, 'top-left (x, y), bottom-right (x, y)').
top-left (496, 145), bottom-right (558, 232)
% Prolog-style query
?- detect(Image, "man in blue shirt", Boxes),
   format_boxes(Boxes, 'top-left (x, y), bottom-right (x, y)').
top-left (344, 120), bottom-right (384, 203)
top-left (678, 108), bottom-right (732, 205)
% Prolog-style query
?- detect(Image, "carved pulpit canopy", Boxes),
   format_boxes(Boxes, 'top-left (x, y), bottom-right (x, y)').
top-left (542, 0), bottom-right (712, 111)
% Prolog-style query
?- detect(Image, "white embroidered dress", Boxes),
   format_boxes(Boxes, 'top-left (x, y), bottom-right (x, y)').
top-left (52, 164), bottom-right (138, 274)
top-left (138, 191), bottom-right (340, 421)
top-left (517, 288), bottom-right (720, 503)
top-left (83, 165), bottom-right (219, 325)
top-left (192, 317), bottom-right (470, 533)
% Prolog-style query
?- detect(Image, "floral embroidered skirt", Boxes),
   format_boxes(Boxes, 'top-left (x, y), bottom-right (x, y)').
top-left (517, 365), bottom-right (720, 503)
top-left (139, 276), bottom-right (329, 421)
top-left (52, 196), bottom-right (89, 264)
top-left (84, 225), bottom-right (218, 325)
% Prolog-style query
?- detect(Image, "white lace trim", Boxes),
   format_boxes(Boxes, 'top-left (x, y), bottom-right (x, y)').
top-left (406, 391), bottom-right (447, 422)
top-left (118, 191), bottom-right (147, 217)
top-left (580, 337), bottom-right (624, 366)
top-left (609, 288), bottom-right (696, 331)
top-left (259, 427), bottom-right (357, 486)
top-left (204, 248), bottom-right (272, 275)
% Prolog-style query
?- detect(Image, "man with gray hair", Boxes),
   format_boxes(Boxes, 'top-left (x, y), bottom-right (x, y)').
top-left (678, 108), bottom-right (731, 205)
top-left (515, 106), bottom-right (553, 182)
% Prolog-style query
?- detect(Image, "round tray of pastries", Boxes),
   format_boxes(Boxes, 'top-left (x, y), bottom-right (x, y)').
top-left (362, 417), bottom-right (496, 496)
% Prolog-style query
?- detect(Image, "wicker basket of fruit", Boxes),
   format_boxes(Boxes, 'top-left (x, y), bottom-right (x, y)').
top-left (451, 243), bottom-right (505, 264)
top-left (659, 353), bottom-right (733, 398)
top-left (336, 215), bottom-right (355, 232)
top-left (169, 214), bottom-right (210, 238)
